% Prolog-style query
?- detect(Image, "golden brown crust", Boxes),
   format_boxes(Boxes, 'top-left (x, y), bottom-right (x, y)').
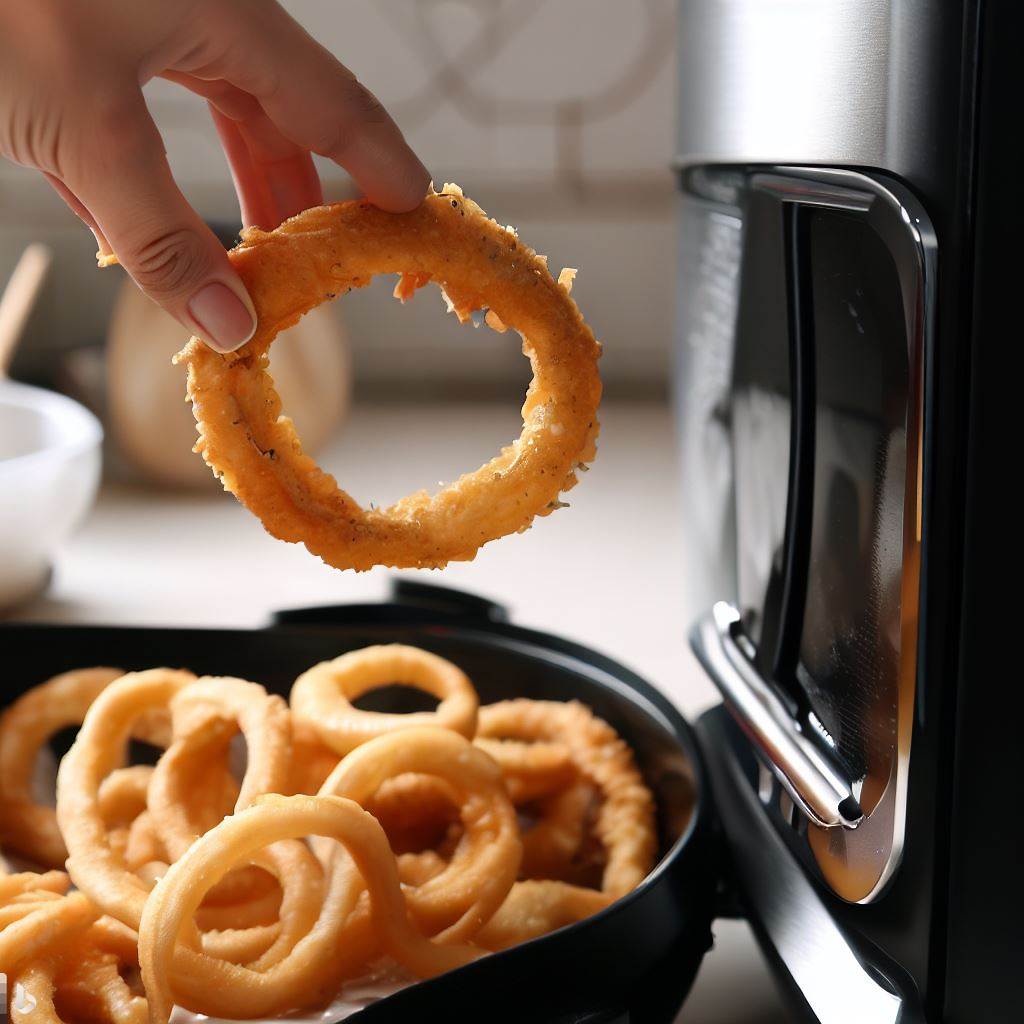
top-left (176, 186), bottom-right (601, 570)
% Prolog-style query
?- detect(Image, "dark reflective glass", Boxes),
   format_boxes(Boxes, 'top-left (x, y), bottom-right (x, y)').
top-left (796, 210), bottom-right (909, 789)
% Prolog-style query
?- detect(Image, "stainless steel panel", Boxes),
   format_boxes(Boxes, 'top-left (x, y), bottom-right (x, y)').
top-left (677, 0), bottom-right (947, 182)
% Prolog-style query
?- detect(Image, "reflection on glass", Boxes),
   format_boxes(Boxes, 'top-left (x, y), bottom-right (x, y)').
top-left (797, 211), bottom-right (908, 808)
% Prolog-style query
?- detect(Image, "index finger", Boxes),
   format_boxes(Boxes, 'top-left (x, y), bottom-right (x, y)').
top-left (170, 0), bottom-right (430, 212)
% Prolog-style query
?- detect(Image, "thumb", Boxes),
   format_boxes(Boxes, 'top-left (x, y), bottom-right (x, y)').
top-left (65, 97), bottom-right (255, 353)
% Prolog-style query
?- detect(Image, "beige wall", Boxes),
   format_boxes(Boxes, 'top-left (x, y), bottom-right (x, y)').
top-left (0, 0), bottom-right (677, 394)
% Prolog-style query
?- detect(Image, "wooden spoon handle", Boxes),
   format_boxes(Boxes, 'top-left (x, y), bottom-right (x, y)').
top-left (0, 243), bottom-right (53, 377)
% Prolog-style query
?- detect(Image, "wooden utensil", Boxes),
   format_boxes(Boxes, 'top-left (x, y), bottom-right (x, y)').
top-left (105, 278), bottom-right (351, 488)
top-left (0, 243), bottom-right (52, 377)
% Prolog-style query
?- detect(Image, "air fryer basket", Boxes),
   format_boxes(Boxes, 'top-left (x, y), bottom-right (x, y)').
top-left (1, 581), bottom-right (717, 1023)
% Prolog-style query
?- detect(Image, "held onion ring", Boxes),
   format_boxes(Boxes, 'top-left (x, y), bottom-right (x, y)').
top-left (174, 185), bottom-right (601, 571)
top-left (291, 645), bottom-right (478, 756)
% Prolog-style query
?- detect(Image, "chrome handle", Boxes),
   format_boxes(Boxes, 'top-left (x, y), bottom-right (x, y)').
top-left (691, 602), bottom-right (863, 830)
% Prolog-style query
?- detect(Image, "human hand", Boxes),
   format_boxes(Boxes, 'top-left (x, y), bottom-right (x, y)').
top-left (0, 0), bottom-right (429, 351)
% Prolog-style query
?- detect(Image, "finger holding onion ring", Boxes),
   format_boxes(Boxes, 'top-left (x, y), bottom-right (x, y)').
top-left (174, 184), bottom-right (601, 571)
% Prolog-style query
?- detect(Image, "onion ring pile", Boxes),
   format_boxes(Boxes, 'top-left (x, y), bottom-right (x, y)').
top-left (171, 184), bottom-right (602, 571)
top-left (1, 648), bottom-right (657, 1021)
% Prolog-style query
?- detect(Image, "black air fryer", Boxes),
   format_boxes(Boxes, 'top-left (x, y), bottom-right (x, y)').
top-left (2, 3), bottom-right (1018, 1023)
top-left (676, 1), bottom-right (1018, 1021)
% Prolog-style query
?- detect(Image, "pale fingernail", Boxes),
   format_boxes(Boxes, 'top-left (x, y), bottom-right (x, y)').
top-left (187, 281), bottom-right (256, 352)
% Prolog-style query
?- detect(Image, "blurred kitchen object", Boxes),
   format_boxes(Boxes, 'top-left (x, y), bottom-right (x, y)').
top-left (0, 243), bottom-right (51, 376)
top-left (104, 274), bottom-right (351, 489)
top-left (0, 244), bottom-right (102, 610)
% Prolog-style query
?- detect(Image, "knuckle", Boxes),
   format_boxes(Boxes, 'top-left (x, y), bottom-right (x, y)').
top-left (124, 229), bottom-right (212, 300)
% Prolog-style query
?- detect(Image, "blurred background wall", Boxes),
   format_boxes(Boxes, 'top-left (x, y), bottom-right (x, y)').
top-left (0, 0), bottom-right (676, 398)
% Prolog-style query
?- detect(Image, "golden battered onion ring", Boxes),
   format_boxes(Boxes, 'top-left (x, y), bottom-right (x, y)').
top-left (97, 766), bottom-right (153, 830)
top-left (0, 871), bottom-right (69, 903)
top-left (152, 677), bottom-right (292, 843)
top-left (318, 726), bottom-right (520, 942)
top-left (520, 781), bottom-right (604, 887)
top-left (174, 186), bottom-right (601, 571)
top-left (478, 700), bottom-right (657, 898)
top-left (54, 927), bottom-right (147, 1024)
top-left (291, 645), bottom-right (478, 756)
top-left (474, 737), bottom-right (578, 804)
top-left (138, 794), bottom-right (478, 1024)
top-left (0, 891), bottom-right (97, 973)
top-left (55, 669), bottom-right (197, 930)
top-left (9, 919), bottom-right (145, 1024)
top-left (367, 773), bottom-right (461, 855)
top-left (0, 668), bottom-right (122, 867)
top-left (474, 880), bottom-right (613, 951)
top-left (148, 677), bottom-right (322, 961)
top-left (396, 849), bottom-right (449, 887)
top-left (8, 958), bottom-right (63, 1024)
top-left (288, 720), bottom-right (340, 795)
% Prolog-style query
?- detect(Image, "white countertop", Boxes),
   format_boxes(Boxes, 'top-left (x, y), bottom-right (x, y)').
top-left (9, 400), bottom-right (789, 1022)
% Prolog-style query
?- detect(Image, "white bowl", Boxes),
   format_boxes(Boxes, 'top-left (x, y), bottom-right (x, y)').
top-left (0, 378), bottom-right (102, 610)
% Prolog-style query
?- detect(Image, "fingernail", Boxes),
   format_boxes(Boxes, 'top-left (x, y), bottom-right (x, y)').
top-left (188, 282), bottom-right (256, 352)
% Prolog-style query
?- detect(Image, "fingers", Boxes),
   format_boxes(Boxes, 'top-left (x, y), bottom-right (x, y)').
top-left (42, 172), bottom-right (114, 262)
top-left (62, 93), bottom-right (255, 353)
top-left (172, 0), bottom-right (429, 212)
top-left (164, 71), bottom-right (321, 229)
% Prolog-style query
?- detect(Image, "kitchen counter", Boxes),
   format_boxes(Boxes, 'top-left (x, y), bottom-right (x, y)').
top-left (10, 400), bottom-right (789, 1022)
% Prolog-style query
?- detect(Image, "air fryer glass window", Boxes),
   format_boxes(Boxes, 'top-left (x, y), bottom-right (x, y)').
top-left (796, 209), bottom-right (909, 809)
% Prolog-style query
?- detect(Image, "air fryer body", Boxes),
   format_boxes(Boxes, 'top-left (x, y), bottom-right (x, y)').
top-left (677, 2), bottom-right (1019, 1022)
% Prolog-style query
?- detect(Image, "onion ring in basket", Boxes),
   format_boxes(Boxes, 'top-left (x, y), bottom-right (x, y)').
top-left (478, 699), bottom-right (657, 898)
top-left (97, 766), bottom-right (154, 830)
top-left (138, 794), bottom-right (479, 1024)
top-left (367, 773), bottom-right (461, 855)
top-left (174, 185), bottom-right (601, 571)
top-left (318, 726), bottom-right (520, 942)
top-left (0, 668), bottom-right (122, 867)
top-left (8, 958), bottom-right (63, 1024)
top-left (148, 676), bottom-right (293, 852)
top-left (519, 781), bottom-right (604, 887)
top-left (55, 669), bottom-right (199, 930)
top-left (291, 645), bottom-right (478, 756)
top-left (0, 891), bottom-right (97, 973)
top-left (288, 720), bottom-right (340, 795)
top-left (474, 879), bottom-right (613, 951)
top-left (9, 918), bottom-right (146, 1024)
top-left (148, 678), bottom-right (322, 969)
top-left (474, 737), bottom-right (578, 804)
top-left (0, 872), bottom-right (69, 903)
